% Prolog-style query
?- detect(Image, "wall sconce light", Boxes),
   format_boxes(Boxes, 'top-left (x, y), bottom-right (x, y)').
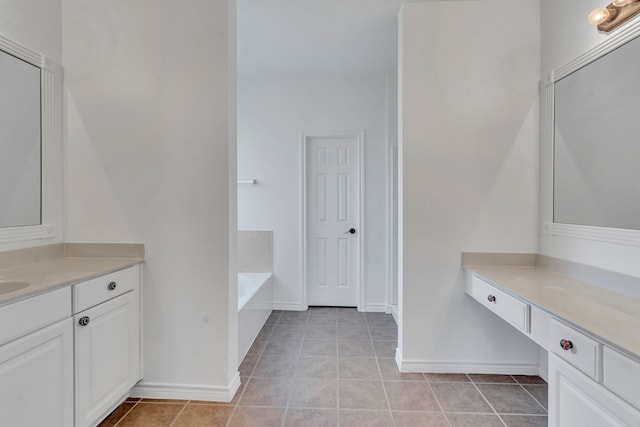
top-left (588, 0), bottom-right (640, 32)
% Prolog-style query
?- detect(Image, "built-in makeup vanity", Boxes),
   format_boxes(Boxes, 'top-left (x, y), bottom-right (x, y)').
top-left (0, 244), bottom-right (144, 427)
top-left (464, 254), bottom-right (640, 427)
top-left (462, 13), bottom-right (640, 427)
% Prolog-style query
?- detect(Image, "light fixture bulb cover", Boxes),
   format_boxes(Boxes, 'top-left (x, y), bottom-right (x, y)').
top-left (588, 7), bottom-right (611, 25)
top-left (612, 0), bottom-right (631, 6)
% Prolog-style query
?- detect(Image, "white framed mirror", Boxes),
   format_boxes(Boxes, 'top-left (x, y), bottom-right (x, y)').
top-left (541, 20), bottom-right (640, 246)
top-left (0, 34), bottom-right (58, 244)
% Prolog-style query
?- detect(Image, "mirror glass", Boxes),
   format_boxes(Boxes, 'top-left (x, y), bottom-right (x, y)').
top-left (554, 35), bottom-right (640, 230)
top-left (0, 49), bottom-right (41, 228)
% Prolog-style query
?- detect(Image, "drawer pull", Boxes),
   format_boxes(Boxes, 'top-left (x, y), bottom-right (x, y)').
top-left (107, 281), bottom-right (117, 291)
top-left (560, 339), bottom-right (573, 351)
top-left (79, 316), bottom-right (90, 327)
top-left (487, 295), bottom-right (496, 303)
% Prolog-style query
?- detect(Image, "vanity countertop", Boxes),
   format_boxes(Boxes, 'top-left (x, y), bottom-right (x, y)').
top-left (0, 243), bottom-right (144, 307)
top-left (464, 263), bottom-right (640, 359)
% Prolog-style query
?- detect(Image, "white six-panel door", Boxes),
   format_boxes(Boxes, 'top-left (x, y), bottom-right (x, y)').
top-left (306, 135), bottom-right (360, 307)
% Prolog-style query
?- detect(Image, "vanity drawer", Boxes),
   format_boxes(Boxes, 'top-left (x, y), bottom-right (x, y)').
top-left (0, 287), bottom-right (71, 346)
top-left (73, 265), bottom-right (139, 313)
top-left (603, 346), bottom-right (640, 409)
top-left (469, 275), bottom-right (530, 332)
top-left (549, 318), bottom-right (601, 381)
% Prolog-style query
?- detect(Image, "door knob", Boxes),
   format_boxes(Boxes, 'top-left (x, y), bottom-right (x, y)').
top-left (344, 228), bottom-right (356, 235)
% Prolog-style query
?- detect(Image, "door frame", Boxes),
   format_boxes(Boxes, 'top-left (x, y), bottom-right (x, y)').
top-left (387, 144), bottom-right (398, 321)
top-left (300, 131), bottom-right (365, 311)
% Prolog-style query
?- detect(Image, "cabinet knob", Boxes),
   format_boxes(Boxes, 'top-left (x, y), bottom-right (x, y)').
top-left (560, 339), bottom-right (573, 351)
top-left (107, 281), bottom-right (117, 291)
top-left (79, 316), bottom-right (90, 327)
top-left (487, 295), bottom-right (496, 303)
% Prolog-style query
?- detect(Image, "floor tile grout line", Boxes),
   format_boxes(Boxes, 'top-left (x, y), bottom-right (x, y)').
top-left (517, 382), bottom-right (549, 414)
top-left (167, 401), bottom-right (189, 427)
top-left (491, 412), bottom-right (549, 416)
top-left (367, 314), bottom-right (397, 427)
top-left (111, 399), bottom-right (140, 427)
top-left (226, 370), bottom-right (253, 426)
top-left (281, 314), bottom-right (306, 427)
top-left (424, 380), bottom-right (454, 427)
top-left (226, 311), bottom-right (277, 427)
top-left (470, 379), bottom-right (509, 427)
top-left (438, 410), bottom-right (513, 415)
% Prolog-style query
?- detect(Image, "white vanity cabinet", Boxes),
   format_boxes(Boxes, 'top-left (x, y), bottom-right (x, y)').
top-left (0, 288), bottom-right (74, 427)
top-left (74, 265), bottom-right (141, 427)
top-left (549, 353), bottom-right (640, 427)
top-left (547, 320), bottom-right (640, 427)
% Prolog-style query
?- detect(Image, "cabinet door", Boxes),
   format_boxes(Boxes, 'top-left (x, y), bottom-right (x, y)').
top-left (75, 289), bottom-right (140, 427)
top-left (549, 354), bottom-right (640, 427)
top-left (0, 318), bottom-right (73, 427)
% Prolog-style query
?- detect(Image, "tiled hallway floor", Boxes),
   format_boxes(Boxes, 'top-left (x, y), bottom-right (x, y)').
top-left (101, 308), bottom-right (548, 426)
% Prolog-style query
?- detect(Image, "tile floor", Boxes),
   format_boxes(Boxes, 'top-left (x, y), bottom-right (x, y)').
top-left (100, 308), bottom-right (548, 426)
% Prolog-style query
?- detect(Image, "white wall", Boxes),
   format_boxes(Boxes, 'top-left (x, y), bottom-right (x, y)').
top-left (0, 1), bottom-right (61, 60)
top-left (238, 75), bottom-right (393, 311)
top-left (540, 0), bottom-right (640, 278)
top-left (398, 0), bottom-right (541, 372)
top-left (0, 0), bottom-right (64, 250)
top-left (63, 0), bottom-right (238, 400)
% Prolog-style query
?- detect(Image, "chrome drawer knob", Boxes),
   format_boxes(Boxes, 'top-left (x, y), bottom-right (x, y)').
top-left (79, 316), bottom-right (90, 327)
top-left (560, 339), bottom-right (573, 351)
top-left (107, 281), bottom-right (117, 291)
top-left (487, 295), bottom-right (496, 303)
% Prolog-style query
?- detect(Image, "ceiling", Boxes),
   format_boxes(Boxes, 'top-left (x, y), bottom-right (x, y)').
top-left (237, 0), bottom-right (402, 76)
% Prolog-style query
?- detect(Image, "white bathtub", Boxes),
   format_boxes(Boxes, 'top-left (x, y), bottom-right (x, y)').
top-left (238, 272), bottom-right (273, 365)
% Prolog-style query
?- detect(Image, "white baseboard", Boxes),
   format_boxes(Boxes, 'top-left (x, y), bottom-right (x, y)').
top-left (273, 302), bottom-right (394, 313)
top-left (390, 304), bottom-right (398, 323)
top-left (395, 347), bottom-right (404, 370)
top-left (272, 302), bottom-right (307, 311)
top-left (130, 373), bottom-right (241, 402)
top-left (363, 304), bottom-right (388, 313)
top-left (395, 352), bottom-right (539, 375)
top-left (537, 363), bottom-right (549, 382)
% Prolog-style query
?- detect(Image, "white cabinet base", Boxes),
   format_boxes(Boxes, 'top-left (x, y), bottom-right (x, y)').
top-left (549, 354), bottom-right (640, 427)
top-left (0, 318), bottom-right (73, 427)
top-left (75, 288), bottom-right (140, 427)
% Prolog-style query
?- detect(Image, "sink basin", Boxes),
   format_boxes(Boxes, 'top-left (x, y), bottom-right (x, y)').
top-left (0, 281), bottom-right (30, 295)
